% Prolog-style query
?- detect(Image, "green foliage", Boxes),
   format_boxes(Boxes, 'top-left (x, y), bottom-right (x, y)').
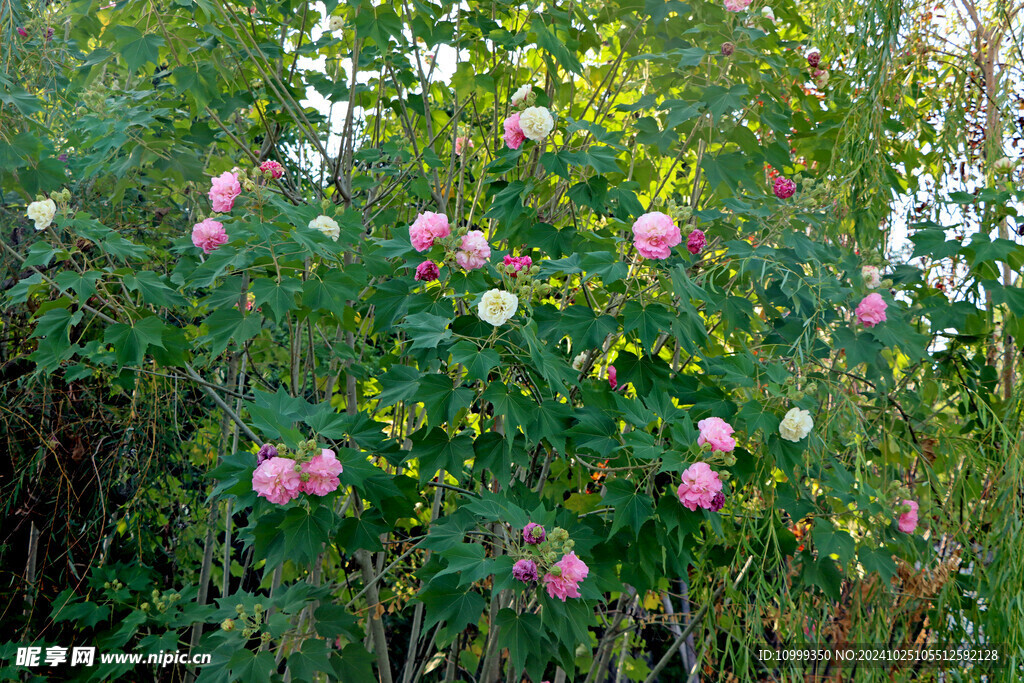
top-left (2, 0), bottom-right (1022, 679)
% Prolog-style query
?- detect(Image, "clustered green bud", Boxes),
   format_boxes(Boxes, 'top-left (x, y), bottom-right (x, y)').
top-left (220, 619), bottom-right (235, 631)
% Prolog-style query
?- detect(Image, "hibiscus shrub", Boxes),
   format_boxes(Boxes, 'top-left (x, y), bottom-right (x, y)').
top-left (2, 0), bottom-right (1020, 679)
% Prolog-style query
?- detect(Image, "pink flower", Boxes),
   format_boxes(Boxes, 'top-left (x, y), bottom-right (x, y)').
top-left (259, 160), bottom-right (284, 179)
top-left (414, 261), bottom-right (440, 282)
top-left (409, 211), bottom-right (451, 252)
top-left (252, 457), bottom-right (303, 505)
top-left (631, 211), bottom-right (682, 260)
top-left (855, 293), bottom-right (887, 327)
top-left (300, 448), bottom-right (344, 496)
top-left (209, 171), bottom-right (241, 213)
top-left (503, 113), bottom-right (526, 150)
top-left (723, 0), bottom-right (751, 10)
top-left (806, 48), bottom-right (821, 68)
top-left (687, 229), bottom-right (706, 255)
top-left (456, 230), bottom-right (491, 270)
top-left (773, 177), bottom-right (796, 199)
top-left (697, 417), bottom-right (736, 453)
top-left (898, 500), bottom-right (919, 533)
top-left (543, 552), bottom-right (589, 602)
top-left (709, 492), bottom-right (725, 511)
top-left (455, 136), bottom-right (474, 155)
top-left (513, 559), bottom-right (538, 582)
top-left (676, 462), bottom-right (724, 511)
top-left (191, 219), bottom-right (228, 254)
top-left (503, 254), bottom-right (532, 276)
top-left (608, 365), bottom-right (617, 389)
top-left (523, 523), bottom-right (545, 545)
top-left (17, 27), bottom-right (28, 37)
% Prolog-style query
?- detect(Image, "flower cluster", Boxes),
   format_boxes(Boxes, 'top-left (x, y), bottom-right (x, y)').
top-left (632, 211), bottom-right (682, 260)
top-left (677, 462), bottom-right (724, 511)
top-left (410, 211), bottom-right (451, 252)
top-left (511, 524), bottom-right (590, 602)
top-left (779, 407), bottom-right (813, 442)
top-left (251, 440), bottom-right (343, 505)
top-left (309, 214), bottom-right (341, 241)
top-left (209, 171), bottom-right (241, 213)
top-left (855, 293), bottom-right (887, 327)
top-left (697, 417), bottom-right (736, 453)
top-left (503, 84), bottom-right (554, 149)
top-left (192, 219), bottom-right (228, 254)
top-left (861, 265), bottom-right (881, 289)
top-left (27, 198), bottom-right (57, 231)
top-left (478, 289), bottom-right (519, 326)
top-left (898, 500), bottom-right (919, 533)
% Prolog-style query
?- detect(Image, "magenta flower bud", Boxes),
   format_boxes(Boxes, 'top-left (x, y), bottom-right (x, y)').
top-left (17, 27), bottom-right (28, 37)
top-left (45, 27), bottom-right (54, 40)
top-left (687, 229), bottom-right (706, 255)
top-left (709, 492), bottom-right (725, 512)
top-left (807, 50), bottom-right (821, 68)
top-left (721, 42), bottom-right (735, 56)
top-left (414, 260), bottom-right (440, 282)
top-left (523, 522), bottom-right (546, 545)
top-left (257, 444), bottom-right (278, 464)
top-left (512, 559), bottom-right (538, 583)
top-left (773, 177), bottom-right (796, 199)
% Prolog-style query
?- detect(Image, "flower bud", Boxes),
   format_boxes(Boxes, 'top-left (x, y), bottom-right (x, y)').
top-left (221, 618), bottom-right (235, 631)
top-left (721, 42), bottom-right (735, 56)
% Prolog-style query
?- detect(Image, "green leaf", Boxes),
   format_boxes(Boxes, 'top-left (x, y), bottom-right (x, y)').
top-left (252, 277), bottom-right (302, 320)
top-left (117, 28), bottom-right (164, 71)
top-left (450, 340), bottom-right (500, 381)
top-left (286, 639), bottom-right (333, 682)
top-left (400, 311), bottom-right (452, 349)
top-left (411, 428), bottom-right (473, 484)
top-left (377, 365), bottom-right (423, 406)
top-left (436, 543), bottom-right (495, 586)
top-left (701, 84), bottom-right (748, 119)
top-left (413, 375), bottom-right (474, 426)
top-left (336, 510), bottom-right (388, 553)
top-left (332, 643), bottom-right (375, 682)
top-left (676, 46), bottom-right (706, 67)
top-left (103, 317), bottom-right (166, 366)
top-left (495, 608), bottom-right (544, 673)
top-left (559, 305), bottom-right (619, 348)
top-left (417, 574), bottom-right (486, 641)
top-left (201, 308), bottom-right (262, 357)
top-left (622, 301), bottom-right (674, 351)
top-left (125, 271), bottom-right (186, 308)
top-left (602, 478), bottom-right (654, 536)
top-left (227, 649), bottom-right (276, 683)
top-left (530, 17), bottom-right (583, 75)
top-left (811, 519), bottom-right (855, 565)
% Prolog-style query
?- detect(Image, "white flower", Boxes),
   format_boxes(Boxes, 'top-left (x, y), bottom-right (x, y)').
top-left (779, 407), bottom-right (813, 442)
top-left (328, 16), bottom-right (344, 31)
top-left (27, 199), bottom-right (57, 231)
top-left (572, 352), bottom-right (587, 371)
top-left (309, 215), bottom-right (340, 241)
top-left (511, 84), bottom-right (533, 107)
top-left (994, 156), bottom-right (1015, 174)
top-left (862, 265), bottom-right (881, 289)
top-left (518, 106), bottom-right (554, 141)
top-left (761, 6), bottom-right (776, 22)
top-left (478, 289), bottom-right (519, 326)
